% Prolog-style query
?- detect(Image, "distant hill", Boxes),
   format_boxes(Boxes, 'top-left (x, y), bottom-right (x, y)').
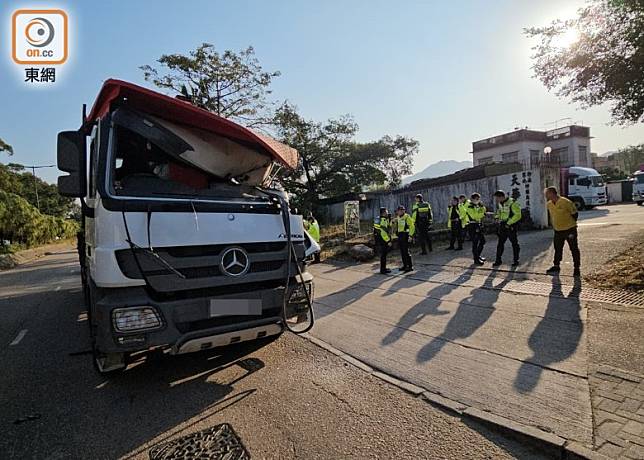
top-left (402, 160), bottom-right (472, 185)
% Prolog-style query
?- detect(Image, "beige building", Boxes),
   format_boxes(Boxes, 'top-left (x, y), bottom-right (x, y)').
top-left (472, 125), bottom-right (592, 169)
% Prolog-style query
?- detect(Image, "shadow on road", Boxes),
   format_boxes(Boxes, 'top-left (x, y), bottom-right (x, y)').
top-left (416, 271), bottom-right (513, 363)
top-left (1, 283), bottom-right (274, 459)
top-left (381, 270), bottom-right (475, 346)
top-left (513, 275), bottom-right (583, 393)
top-left (314, 271), bottom-right (387, 320)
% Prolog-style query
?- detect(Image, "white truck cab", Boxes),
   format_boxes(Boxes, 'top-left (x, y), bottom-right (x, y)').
top-left (561, 166), bottom-right (607, 210)
top-left (57, 80), bottom-right (318, 373)
top-left (632, 169), bottom-right (644, 206)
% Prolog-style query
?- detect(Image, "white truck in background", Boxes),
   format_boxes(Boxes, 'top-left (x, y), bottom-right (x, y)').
top-left (560, 166), bottom-right (607, 210)
top-left (632, 169), bottom-right (644, 206)
top-left (57, 79), bottom-right (318, 374)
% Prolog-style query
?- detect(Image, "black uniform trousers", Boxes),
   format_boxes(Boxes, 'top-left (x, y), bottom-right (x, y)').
top-left (376, 236), bottom-right (389, 273)
top-left (467, 222), bottom-right (485, 261)
top-left (449, 220), bottom-right (463, 249)
top-left (553, 227), bottom-right (581, 268)
top-left (398, 232), bottom-right (413, 269)
top-left (496, 223), bottom-right (520, 263)
top-left (416, 222), bottom-right (432, 253)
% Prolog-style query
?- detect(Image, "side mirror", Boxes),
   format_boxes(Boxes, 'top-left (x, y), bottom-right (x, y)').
top-left (57, 131), bottom-right (86, 197)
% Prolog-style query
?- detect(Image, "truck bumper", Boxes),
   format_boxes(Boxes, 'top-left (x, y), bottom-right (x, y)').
top-left (92, 274), bottom-right (313, 355)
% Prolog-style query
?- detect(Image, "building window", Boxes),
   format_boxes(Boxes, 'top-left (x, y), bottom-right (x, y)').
top-left (552, 147), bottom-right (570, 165)
top-left (529, 150), bottom-right (540, 167)
top-left (478, 156), bottom-right (494, 165)
top-left (501, 151), bottom-right (519, 163)
top-left (578, 146), bottom-right (588, 166)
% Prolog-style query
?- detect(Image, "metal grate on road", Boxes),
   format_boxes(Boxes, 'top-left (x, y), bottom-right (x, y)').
top-left (149, 424), bottom-right (250, 460)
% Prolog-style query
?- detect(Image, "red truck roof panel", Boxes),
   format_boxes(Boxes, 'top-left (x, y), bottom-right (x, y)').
top-left (85, 79), bottom-right (298, 169)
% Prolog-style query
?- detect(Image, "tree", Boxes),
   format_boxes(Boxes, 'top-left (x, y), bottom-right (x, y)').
top-left (597, 166), bottom-right (627, 181)
top-left (273, 103), bottom-right (418, 212)
top-left (0, 138), bottom-right (13, 155)
top-left (141, 43), bottom-right (280, 127)
top-left (615, 144), bottom-right (644, 174)
top-left (525, 0), bottom-right (644, 125)
top-left (0, 163), bottom-right (76, 217)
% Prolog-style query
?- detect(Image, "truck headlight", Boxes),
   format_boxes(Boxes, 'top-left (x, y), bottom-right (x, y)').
top-left (289, 282), bottom-right (313, 303)
top-left (112, 306), bottom-right (162, 333)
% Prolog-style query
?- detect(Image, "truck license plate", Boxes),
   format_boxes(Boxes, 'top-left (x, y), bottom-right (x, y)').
top-left (209, 299), bottom-right (262, 317)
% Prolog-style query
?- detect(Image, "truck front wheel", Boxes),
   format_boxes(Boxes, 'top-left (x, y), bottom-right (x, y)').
top-left (87, 279), bottom-right (128, 375)
top-left (572, 197), bottom-right (585, 211)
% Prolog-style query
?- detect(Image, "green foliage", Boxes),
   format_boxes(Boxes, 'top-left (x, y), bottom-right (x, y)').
top-left (0, 190), bottom-right (78, 248)
top-left (141, 43), bottom-right (280, 127)
top-left (0, 137), bottom-right (13, 155)
top-left (273, 103), bottom-right (418, 212)
top-left (598, 167), bottom-right (628, 181)
top-left (615, 143), bottom-right (644, 174)
top-left (0, 163), bottom-right (79, 249)
top-left (526, 0), bottom-right (644, 125)
top-left (0, 163), bottom-right (76, 217)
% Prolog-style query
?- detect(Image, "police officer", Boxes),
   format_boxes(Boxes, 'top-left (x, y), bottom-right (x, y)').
top-left (446, 196), bottom-right (464, 250)
top-left (374, 207), bottom-right (392, 274)
top-left (493, 190), bottom-right (521, 267)
top-left (395, 205), bottom-right (415, 272)
top-left (412, 194), bottom-right (433, 254)
top-left (465, 193), bottom-right (486, 265)
top-left (306, 214), bottom-right (321, 263)
top-left (457, 195), bottom-right (469, 249)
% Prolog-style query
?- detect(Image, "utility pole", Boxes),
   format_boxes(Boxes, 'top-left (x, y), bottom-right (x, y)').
top-left (23, 165), bottom-right (55, 212)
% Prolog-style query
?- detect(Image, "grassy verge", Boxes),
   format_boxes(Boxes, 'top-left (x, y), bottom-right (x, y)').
top-left (585, 236), bottom-right (644, 292)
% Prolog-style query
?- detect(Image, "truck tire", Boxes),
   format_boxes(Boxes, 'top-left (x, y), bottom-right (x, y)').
top-left (571, 197), bottom-right (585, 211)
top-left (637, 201), bottom-right (643, 206)
top-left (87, 279), bottom-right (128, 375)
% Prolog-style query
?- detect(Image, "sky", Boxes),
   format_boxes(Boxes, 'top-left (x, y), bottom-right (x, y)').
top-left (1, 0), bottom-right (643, 184)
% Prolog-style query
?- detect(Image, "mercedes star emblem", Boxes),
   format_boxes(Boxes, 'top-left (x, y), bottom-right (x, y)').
top-left (220, 247), bottom-right (250, 277)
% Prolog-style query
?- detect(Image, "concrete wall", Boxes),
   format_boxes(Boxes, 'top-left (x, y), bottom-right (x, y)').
top-left (320, 166), bottom-right (558, 229)
top-left (607, 182), bottom-right (623, 203)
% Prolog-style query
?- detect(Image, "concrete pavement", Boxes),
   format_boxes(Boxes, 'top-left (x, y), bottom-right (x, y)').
top-left (309, 203), bottom-right (644, 457)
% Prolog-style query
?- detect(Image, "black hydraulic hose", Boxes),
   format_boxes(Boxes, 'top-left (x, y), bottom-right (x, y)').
top-left (268, 192), bottom-right (315, 334)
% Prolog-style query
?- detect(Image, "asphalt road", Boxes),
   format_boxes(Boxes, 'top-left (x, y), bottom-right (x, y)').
top-left (0, 249), bottom-right (548, 459)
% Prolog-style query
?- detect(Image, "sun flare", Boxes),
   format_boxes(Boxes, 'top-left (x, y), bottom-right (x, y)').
top-left (552, 28), bottom-right (579, 49)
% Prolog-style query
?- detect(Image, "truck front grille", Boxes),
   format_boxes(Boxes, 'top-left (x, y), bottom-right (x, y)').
top-left (115, 242), bottom-right (303, 293)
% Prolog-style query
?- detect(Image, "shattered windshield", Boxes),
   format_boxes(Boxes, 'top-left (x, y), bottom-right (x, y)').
top-left (109, 109), bottom-right (276, 201)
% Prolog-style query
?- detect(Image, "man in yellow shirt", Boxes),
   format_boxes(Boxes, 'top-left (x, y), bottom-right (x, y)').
top-left (545, 187), bottom-right (581, 276)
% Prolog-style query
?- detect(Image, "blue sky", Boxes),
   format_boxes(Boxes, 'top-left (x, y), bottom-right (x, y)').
top-left (1, 0), bottom-right (643, 184)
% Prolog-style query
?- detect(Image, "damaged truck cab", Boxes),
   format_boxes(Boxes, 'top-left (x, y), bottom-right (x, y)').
top-left (58, 80), bottom-right (317, 373)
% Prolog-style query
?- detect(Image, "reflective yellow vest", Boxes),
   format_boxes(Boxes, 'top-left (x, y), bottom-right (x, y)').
top-left (308, 219), bottom-right (320, 242)
top-left (495, 198), bottom-right (522, 226)
top-left (395, 213), bottom-right (415, 236)
top-left (458, 202), bottom-right (470, 227)
top-left (465, 203), bottom-right (486, 223)
top-left (412, 201), bottom-right (433, 224)
top-left (374, 217), bottom-right (391, 242)
top-left (447, 205), bottom-right (461, 229)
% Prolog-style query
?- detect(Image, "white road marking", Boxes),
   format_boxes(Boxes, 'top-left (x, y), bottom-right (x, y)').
top-left (578, 222), bottom-right (609, 226)
top-left (10, 329), bottom-right (28, 346)
top-left (55, 286), bottom-right (61, 291)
